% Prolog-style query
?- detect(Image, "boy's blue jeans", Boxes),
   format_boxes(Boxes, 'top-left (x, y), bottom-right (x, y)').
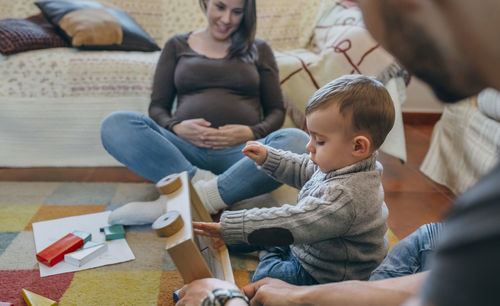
top-left (237, 223), bottom-right (443, 285)
top-left (252, 246), bottom-right (319, 286)
top-left (369, 222), bottom-right (443, 280)
top-left (100, 111), bottom-right (309, 205)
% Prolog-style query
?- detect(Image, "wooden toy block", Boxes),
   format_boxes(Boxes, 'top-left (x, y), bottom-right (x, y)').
top-left (153, 172), bottom-right (234, 284)
top-left (152, 211), bottom-right (184, 237)
top-left (64, 242), bottom-right (107, 267)
top-left (22, 289), bottom-right (57, 306)
top-left (101, 225), bottom-right (125, 240)
top-left (72, 230), bottom-right (91, 243)
top-left (36, 233), bottom-right (84, 267)
top-left (156, 174), bottom-right (182, 194)
top-left (81, 241), bottom-right (104, 249)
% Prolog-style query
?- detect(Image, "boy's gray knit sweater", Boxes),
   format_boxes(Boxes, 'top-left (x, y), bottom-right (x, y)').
top-left (220, 147), bottom-right (389, 283)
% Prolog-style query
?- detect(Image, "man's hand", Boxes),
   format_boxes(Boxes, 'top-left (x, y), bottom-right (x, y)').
top-left (172, 119), bottom-right (218, 147)
top-left (243, 274), bottom-right (428, 306)
top-left (203, 124), bottom-right (255, 149)
top-left (242, 141), bottom-right (268, 165)
top-left (176, 278), bottom-right (241, 306)
top-left (243, 277), bottom-right (303, 306)
top-left (192, 221), bottom-right (226, 248)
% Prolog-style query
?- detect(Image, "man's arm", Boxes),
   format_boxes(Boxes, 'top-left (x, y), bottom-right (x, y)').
top-left (243, 272), bottom-right (428, 306)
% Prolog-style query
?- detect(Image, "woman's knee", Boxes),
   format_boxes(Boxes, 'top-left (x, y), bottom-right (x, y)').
top-left (102, 111), bottom-right (132, 135)
top-left (101, 111), bottom-right (144, 149)
top-left (102, 111), bottom-right (141, 137)
top-left (265, 128), bottom-right (309, 153)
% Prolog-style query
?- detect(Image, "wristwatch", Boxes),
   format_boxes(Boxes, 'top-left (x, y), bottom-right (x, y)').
top-left (201, 288), bottom-right (250, 306)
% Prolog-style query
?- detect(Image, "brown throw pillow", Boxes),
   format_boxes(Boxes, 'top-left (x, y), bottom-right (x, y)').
top-left (35, 0), bottom-right (160, 52)
top-left (59, 8), bottom-right (123, 46)
top-left (0, 14), bottom-right (69, 55)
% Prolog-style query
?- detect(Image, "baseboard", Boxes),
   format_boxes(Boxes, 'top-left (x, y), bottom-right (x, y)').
top-left (403, 112), bottom-right (442, 125)
top-left (0, 167), bottom-right (148, 182)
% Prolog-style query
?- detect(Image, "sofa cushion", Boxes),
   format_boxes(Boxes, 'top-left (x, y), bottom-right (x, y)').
top-left (255, 0), bottom-right (324, 51)
top-left (35, 0), bottom-right (160, 51)
top-left (0, 14), bottom-right (69, 55)
top-left (1, 48), bottom-right (158, 98)
top-left (2, 0), bottom-right (324, 50)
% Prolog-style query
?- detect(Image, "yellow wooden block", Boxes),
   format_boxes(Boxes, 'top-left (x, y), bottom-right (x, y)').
top-left (387, 228), bottom-right (399, 250)
top-left (22, 289), bottom-right (57, 306)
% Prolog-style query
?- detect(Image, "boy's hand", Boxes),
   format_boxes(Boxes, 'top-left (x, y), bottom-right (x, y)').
top-left (192, 221), bottom-right (226, 248)
top-left (242, 141), bottom-right (268, 165)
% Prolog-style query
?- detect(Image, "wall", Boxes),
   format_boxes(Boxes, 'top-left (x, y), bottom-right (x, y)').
top-left (403, 77), bottom-right (444, 113)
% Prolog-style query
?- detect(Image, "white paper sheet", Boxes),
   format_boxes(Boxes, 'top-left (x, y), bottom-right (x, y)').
top-left (32, 211), bottom-right (135, 277)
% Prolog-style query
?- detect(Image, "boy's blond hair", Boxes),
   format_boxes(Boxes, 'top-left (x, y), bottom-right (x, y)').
top-left (305, 74), bottom-right (395, 150)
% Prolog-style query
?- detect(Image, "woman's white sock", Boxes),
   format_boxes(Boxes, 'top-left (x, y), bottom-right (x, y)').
top-left (193, 178), bottom-right (228, 214)
top-left (108, 195), bottom-right (167, 225)
top-left (191, 168), bottom-right (217, 184)
top-left (108, 169), bottom-right (218, 224)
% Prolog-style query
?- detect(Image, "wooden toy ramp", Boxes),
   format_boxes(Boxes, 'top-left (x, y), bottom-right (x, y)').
top-left (152, 172), bottom-right (234, 284)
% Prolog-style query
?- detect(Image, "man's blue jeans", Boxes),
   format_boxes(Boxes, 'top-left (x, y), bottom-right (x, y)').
top-left (252, 246), bottom-right (319, 286)
top-left (369, 222), bottom-right (443, 280)
top-left (100, 111), bottom-right (310, 205)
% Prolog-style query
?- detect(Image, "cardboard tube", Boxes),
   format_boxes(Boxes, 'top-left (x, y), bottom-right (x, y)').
top-left (152, 211), bottom-right (184, 237)
top-left (156, 173), bottom-right (182, 195)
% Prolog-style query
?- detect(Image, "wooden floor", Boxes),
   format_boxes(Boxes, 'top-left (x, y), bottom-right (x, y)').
top-left (379, 122), bottom-right (453, 239)
top-left (0, 120), bottom-right (454, 240)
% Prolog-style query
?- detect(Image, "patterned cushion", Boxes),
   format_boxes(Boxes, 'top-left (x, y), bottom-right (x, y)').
top-left (35, 0), bottom-right (160, 51)
top-left (255, 0), bottom-right (325, 50)
top-left (100, 0), bottom-right (325, 50)
top-left (0, 14), bottom-right (69, 55)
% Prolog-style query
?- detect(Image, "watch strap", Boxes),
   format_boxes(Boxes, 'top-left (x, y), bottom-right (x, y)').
top-left (201, 288), bottom-right (249, 306)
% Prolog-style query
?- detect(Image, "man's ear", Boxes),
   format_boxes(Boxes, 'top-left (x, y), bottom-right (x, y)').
top-left (352, 135), bottom-right (371, 157)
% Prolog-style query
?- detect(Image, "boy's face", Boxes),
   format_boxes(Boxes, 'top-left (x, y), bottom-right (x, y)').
top-left (305, 103), bottom-right (356, 173)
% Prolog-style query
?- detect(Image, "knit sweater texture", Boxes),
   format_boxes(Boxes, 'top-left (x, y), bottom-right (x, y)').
top-left (220, 147), bottom-right (389, 283)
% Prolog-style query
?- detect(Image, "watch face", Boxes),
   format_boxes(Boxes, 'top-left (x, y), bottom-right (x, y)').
top-left (214, 289), bottom-right (231, 306)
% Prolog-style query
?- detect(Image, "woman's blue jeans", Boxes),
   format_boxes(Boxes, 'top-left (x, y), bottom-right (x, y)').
top-left (369, 222), bottom-right (443, 280)
top-left (100, 111), bottom-right (310, 205)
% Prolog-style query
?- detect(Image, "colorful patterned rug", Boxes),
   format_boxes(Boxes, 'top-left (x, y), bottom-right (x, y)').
top-left (0, 181), bottom-right (398, 305)
top-left (0, 181), bottom-right (258, 305)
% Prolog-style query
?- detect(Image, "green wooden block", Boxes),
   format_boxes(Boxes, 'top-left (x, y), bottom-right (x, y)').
top-left (102, 225), bottom-right (125, 240)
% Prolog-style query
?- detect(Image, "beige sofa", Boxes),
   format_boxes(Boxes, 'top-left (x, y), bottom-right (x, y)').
top-left (0, 0), bottom-right (408, 167)
top-left (420, 89), bottom-right (500, 195)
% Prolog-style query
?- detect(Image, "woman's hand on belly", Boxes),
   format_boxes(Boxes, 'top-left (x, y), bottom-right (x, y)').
top-left (203, 124), bottom-right (255, 149)
top-left (172, 118), bottom-right (218, 148)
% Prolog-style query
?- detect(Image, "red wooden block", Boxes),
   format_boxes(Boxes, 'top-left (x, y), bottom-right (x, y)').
top-left (36, 233), bottom-right (84, 267)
